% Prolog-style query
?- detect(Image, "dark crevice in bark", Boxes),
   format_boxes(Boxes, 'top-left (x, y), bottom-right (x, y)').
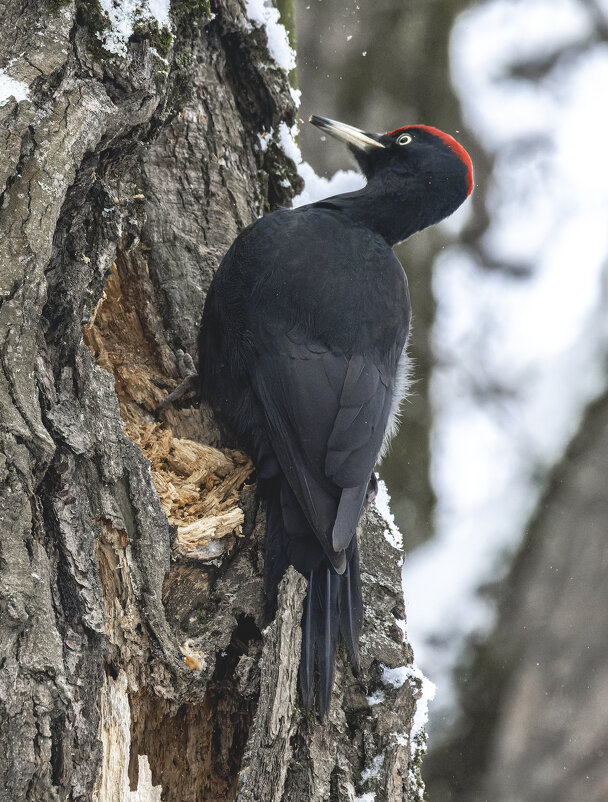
top-left (222, 29), bottom-right (292, 134)
top-left (127, 609), bottom-right (264, 801)
top-left (50, 711), bottom-right (67, 791)
top-left (1, 1), bottom-right (420, 798)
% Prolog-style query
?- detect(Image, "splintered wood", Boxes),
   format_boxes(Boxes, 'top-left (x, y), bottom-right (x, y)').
top-left (93, 670), bottom-right (163, 802)
top-left (128, 419), bottom-right (253, 560)
top-left (84, 253), bottom-right (253, 562)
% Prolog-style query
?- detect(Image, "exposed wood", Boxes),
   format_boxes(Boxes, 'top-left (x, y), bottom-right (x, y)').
top-left (93, 671), bottom-right (163, 802)
top-left (0, 1), bottom-right (422, 800)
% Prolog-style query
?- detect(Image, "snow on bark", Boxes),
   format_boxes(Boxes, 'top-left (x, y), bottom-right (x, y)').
top-left (0, 0), bottom-right (423, 799)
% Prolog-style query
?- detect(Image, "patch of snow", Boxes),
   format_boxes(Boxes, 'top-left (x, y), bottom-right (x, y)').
top-left (354, 794), bottom-right (375, 802)
top-left (149, 47), bottom-right (170, 66)
top-left (147, 0), bottom-right (171, 28)
top-left (0, 68), bottom-right (29, 106)
top-left (293, 162), bottom-right (365, 206)
top-left (289, 86), bottom-right (302, 107)
top-left (276, 121), bottom-right (301, 164)
top-left (380, 664), bottom-right (435, 750)
top-left (374, 479), bottom-right (403, 550)
top-left (410, 665), bottom-right (436, 741)
top-left (257, 130), bottom-right (272, 152)
top-left (245, 0), bottom-right (296, 72)
top-left (269, 119), bottom-right (365, 208)
top-left (366, 689), bottom-right (385, 706)
top-left (381, 665), bottom-right (409, 689)
top-left (361, 753), bottom-right (385, 782)
top-left (98, 0), bottom-right (172, 57)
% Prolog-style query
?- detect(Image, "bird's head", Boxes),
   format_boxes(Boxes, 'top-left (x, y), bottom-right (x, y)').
top-left (309, 115), bottom-right (473, 232)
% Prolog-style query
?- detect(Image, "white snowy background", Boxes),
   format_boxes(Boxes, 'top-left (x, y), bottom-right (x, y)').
top-left (406, 0), bottom-right (608, 730)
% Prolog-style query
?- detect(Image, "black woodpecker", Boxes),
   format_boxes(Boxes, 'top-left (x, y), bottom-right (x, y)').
top-left (198, 116), bottom-right (473, 717)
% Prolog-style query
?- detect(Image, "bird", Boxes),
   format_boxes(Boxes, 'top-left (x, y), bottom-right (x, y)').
top-left (198, 115), bottom-right (473, 716)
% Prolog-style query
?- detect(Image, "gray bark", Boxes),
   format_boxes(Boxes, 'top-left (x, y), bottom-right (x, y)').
top-left (0, 1), bottom-right (421, 800)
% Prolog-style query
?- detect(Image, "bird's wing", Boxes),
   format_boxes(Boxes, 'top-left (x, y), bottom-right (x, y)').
top-left (251, 323), bottom-right (401, 568)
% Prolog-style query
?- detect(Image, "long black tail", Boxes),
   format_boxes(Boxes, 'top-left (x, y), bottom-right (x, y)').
top-left (260, 456), bottom-right (364, 717)
top-left (300, 545), bottom-right (363, 717)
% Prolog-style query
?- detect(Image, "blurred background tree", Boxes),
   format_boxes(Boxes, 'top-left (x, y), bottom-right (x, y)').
top-left (294, 0), bottom-right (608, 799)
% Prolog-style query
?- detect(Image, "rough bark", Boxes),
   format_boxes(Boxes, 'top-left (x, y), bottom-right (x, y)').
top-left (0, 1), bottom-right (420, 800)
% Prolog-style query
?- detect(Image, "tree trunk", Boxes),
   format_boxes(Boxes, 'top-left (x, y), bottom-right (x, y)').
top-left (0, 1), bottom-right (421, 800)
top-left (424, 388), bottom-right (608, 802)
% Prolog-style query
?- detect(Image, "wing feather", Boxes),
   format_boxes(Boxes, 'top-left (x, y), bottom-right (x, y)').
top-left (251, 325), bottom-right (402, 563)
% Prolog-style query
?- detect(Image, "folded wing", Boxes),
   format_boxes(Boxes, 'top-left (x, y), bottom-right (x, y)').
top-left (251, 324), bottom-right (401, 570)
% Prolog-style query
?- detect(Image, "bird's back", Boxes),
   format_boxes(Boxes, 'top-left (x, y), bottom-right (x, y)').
top-left (199, 203), bottom-right (410, 716)
top-left (252, 206), bottom-right (409, 352)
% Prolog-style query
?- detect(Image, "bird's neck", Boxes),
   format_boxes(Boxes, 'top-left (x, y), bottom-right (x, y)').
top-left (320, 180), bottom-right (429, 247)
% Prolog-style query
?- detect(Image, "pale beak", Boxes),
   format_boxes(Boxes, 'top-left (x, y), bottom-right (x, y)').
top-left (309, 115), bottom-right (386, 151)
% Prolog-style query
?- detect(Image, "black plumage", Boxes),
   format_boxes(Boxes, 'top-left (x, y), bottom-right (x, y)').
top-left (199, 116), bottom-right (473, 716)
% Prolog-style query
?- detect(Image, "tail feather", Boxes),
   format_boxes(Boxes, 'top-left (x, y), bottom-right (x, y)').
top-left (338, 547), bottom-right (363, 673)
top-left (264, 490), bottom-right (289, 601)
top-left (299, 543), bottom-right (363, 717)
top-left (262, 461), bottom-right (364, 718)
top-left (316, 566), bottom-right (341, 717)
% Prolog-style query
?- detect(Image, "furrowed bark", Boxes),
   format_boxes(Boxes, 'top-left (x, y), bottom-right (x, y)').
top-left (0, 1), bottom-right (421, 799)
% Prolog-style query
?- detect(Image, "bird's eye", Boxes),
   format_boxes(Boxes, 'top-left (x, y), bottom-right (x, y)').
top-left (396, 133), bottom-right (412, 146)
